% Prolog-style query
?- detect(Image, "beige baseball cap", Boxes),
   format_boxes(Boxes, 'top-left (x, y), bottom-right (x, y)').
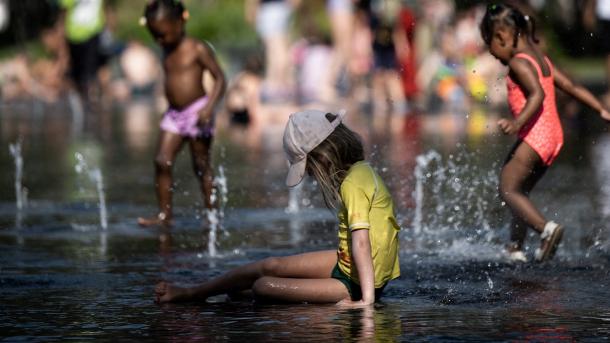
top-left (283, 109), bottom-right (343, 187)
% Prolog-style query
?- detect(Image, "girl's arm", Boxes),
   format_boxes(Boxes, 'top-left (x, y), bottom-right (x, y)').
top-left (553, 66), bottom-right (610, 120)
top-left (349, 229), bottom-right (376, 305)
top-left (498, 57), bottom-right (545, 135)
top-left (196, 41), bottom-right (226, 124)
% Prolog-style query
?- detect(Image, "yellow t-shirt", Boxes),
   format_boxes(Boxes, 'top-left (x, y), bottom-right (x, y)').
top-left (337, 161), bottom-right (400, 288)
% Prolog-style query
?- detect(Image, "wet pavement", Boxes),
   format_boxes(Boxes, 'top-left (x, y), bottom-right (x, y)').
top-left (1, 99), bottom-right (609, 341)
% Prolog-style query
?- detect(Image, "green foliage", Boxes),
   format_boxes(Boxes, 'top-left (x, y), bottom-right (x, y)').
top-left (114, 0), bottom-right (258, 48)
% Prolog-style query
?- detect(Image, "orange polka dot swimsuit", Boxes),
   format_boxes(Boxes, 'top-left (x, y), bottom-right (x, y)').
top-left (507, 53), bottom-right (563, 166)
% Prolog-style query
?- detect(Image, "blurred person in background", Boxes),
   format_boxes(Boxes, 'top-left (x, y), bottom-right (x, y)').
top-left (321, 0), bottom-right (354, 102)
top-left (113, 40), bottom-right (161, 102)
top-left (58, 0), bottom-right (107, 101)
top-left (224, 55), bottom-right (263, 126)
top-left (585, 0), bottom-right (610, 107)
top-left (292, 18), bottom-right (334, 105)
top-left (368, 0), bottom-right (407, 131)
top-left (245, 0), bottom-right (299, 103)
top-left (347, 3), bottom-right (373, 107)
top-left (396, 0), bottom-right (418, 104)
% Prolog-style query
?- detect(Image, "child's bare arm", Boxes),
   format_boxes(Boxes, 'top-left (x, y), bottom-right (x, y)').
top-left (498, 58), bottom-right (544, 134)
top-left (351, 229), bottom-right (375, 305)
top-left (196, 41), bottom-right (226, 124)
top-left (553, 66), bottom-right (610, 119)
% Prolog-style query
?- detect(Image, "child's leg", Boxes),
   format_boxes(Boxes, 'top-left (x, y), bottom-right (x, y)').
top-left (499, 141), bottom-right (548, 234)
top-left (138, 131), bottom-right (184, 226)
top-left (508, 217), bottom-right (527, 251)
top-left (188, 136), bottom-right (214, 209)
top-left (386, 71), bottom-right (407, 113)
top-left (508, 161), bottom-right (547, 250)
top-left (154, 250), bottom-right (348, 303)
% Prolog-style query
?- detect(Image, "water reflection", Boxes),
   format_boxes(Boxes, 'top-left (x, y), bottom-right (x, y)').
top-left (150, 302), bottom-right (403, 342)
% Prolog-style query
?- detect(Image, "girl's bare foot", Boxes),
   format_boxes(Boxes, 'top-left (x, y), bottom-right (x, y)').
top-left (138, 213), bottom-right (173, 227)
top-left (154, 281), bottom-right (193, 303)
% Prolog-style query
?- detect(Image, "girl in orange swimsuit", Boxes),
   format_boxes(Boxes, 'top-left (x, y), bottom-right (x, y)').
top-left (480, 3), bottom-right (610, 262)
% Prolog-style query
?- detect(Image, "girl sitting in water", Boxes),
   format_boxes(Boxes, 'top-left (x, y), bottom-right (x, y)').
top-left (137, 0), bottom-right (226, 227)
top-left (155, 110), bottom-right (401, 306)
top-left (480, 3), bottom-right (610, 262)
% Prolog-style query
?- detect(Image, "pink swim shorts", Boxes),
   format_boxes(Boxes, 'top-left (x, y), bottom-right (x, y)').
top-left (160, 96), bottom-right (213, 138)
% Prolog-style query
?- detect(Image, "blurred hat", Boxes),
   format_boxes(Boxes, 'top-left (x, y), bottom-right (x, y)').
top-left (283, 109), bottom-right (343, 187)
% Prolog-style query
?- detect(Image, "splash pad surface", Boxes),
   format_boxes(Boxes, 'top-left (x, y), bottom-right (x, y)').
top-left (1, 103), bottom-right (609, 341)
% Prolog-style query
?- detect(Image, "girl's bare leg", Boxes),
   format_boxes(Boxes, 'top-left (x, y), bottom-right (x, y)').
top-left (508, 216), bottom-right (528, 251)
top-left (251, 277), bottom-right (350, 303)
top-left (508, 156), bottom-right (547, 250)
top-left (188, 136), bottom-right (214, 209)
top-left (154, 250), bottom-right (347, 303)
top-left (499, 141), bottom-right (548, 234)
top-left (138, 131), bottom-right (184, 226)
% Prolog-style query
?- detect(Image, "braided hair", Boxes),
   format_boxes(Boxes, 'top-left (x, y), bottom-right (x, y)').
top-left (480, 3), bottom-right (539, 47)
top-left (143, 0), bottom-right (185, 23)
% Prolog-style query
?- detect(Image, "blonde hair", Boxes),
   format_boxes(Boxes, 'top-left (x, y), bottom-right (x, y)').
top-left (306, 114), bottom-right (364, 209)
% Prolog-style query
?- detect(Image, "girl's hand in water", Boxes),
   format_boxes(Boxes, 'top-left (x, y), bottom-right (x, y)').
top-left (336, 297), bottom-right (374, 308)
top-left (601, 109), bottom-right (610, 121)
top-left (497, 118), bottom-right (519, 135)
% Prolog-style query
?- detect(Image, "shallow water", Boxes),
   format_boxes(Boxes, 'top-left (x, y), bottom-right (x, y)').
top-left (1, 99), bottom-right (609, 341)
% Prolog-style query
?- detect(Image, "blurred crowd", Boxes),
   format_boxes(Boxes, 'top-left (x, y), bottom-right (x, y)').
top-left (0, 0), bottom-right (609, 134)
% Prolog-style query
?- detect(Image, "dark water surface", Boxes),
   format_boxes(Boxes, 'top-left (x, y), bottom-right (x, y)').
top-left (1, 100), bottom-right (609, 341)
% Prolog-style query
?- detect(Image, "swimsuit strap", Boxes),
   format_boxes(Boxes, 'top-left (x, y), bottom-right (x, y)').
top-left (513, 52), bottom-right (551, 78)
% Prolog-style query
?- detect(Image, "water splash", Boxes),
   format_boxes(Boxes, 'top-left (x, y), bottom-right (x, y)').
top-left (410, 149), bottom-right (501, 254)
top-left (9, 141), bottom-right (28, 228)
top-left (286, 182), bottom-right (302, 214)
top-left (206, 208), bottom-right (219, 257)
top-left (207, 165), bottom-right (229, 258)
top-left (75, 152), bottom-right (108, 230)
top-left (9, 141), bottom-right (28, 211)
top-left (486, 272), bottom-right (494, 290)
top-left (413, 150), bottom-right (441, 234)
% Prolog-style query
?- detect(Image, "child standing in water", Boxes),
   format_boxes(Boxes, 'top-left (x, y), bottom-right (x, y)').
top-left (480, 4), bottom-right (610, 262)
top-left (138, 0), bottom-right (226, 227)
top-left (155, 110), bottom-right (401, 305)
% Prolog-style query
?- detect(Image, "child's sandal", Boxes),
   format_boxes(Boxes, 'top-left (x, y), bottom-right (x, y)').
top-left (504, 242), bottom-right (528, 263)
top-left (534, 221), bottom-right (564, 262)
top-left (507, 250), bottom-right (528, 263)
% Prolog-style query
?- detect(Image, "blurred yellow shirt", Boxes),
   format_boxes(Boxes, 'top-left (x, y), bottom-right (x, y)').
top-left (337, 161), bottom-right (401, 288)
